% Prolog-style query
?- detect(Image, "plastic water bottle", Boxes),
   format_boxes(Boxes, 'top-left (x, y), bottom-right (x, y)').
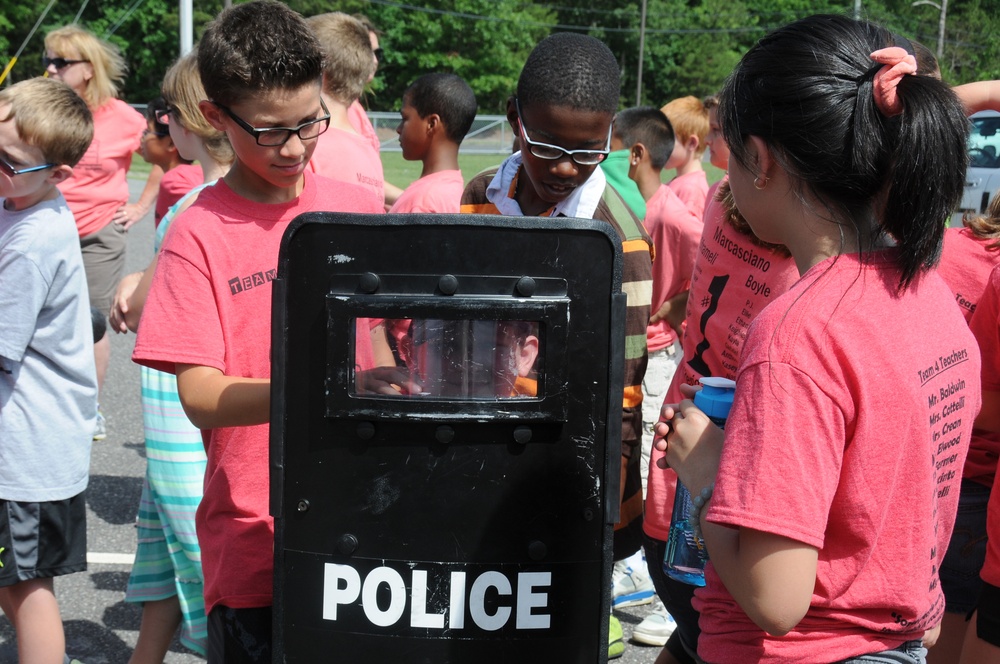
top-left (663, 376), bottom-right (736, 586)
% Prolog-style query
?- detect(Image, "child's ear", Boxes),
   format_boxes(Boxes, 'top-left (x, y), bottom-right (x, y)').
top-left (200, 100), bottom-right (226, 131)
top-left (46, 164), bottom-right (74, 186)
top-left (747, 135), bottom-right (774, 177)
top-left (686, 134), bottom-right (700, 153)
top-left (630, 144), bottom-right (645, 166)
top-left (505, 96), bottom-right (518, 129)
top-left (425, 113), bottom-right (441, 135)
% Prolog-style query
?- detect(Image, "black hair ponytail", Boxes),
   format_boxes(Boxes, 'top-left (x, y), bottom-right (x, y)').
top-left (880, 74), bottom-right (969, 285)
top-left (719, 14), bottom-right (970, 290)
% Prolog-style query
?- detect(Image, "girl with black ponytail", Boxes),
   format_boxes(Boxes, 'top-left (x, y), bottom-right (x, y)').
top-left (654, 14), bottom-right (982, 663)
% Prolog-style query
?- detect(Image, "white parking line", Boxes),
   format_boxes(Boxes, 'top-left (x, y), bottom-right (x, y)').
top-left (87, 552), bottom-right (135, 565)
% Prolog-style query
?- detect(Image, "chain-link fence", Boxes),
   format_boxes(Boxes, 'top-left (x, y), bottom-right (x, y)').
top-left (370, 113), bottom-right (513, 154)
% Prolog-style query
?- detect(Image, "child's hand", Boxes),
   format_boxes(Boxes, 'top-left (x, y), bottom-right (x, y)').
top-left (109, 271), bottom-right (144, 334)
top-left (355, 366), bottom-right (423, 396)
top-left (654, 384), bottom-right (723, 493)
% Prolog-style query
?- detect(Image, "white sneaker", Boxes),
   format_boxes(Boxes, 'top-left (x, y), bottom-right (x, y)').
top-left (632, 597), bottom-right (677, 646)
top-left (612, 559), bottom-right (655, 608)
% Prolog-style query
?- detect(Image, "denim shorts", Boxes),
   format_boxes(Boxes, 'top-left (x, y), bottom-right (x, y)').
top-left (832, 640), bottom-right (926, 663)
top-left (940, 479), bottom-right (990, 613)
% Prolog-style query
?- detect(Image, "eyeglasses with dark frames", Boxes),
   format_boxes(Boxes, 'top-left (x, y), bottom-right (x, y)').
top-left (214, 99), bottom-right (331, 147)
top-left (373, 47), bottom-right (385, 63)
top-left (515, 98), bottom-right (611, 166)
top-left (0, 154), bottom-right (56, 177)
top-left (42, 56), bottom-right (89, 70)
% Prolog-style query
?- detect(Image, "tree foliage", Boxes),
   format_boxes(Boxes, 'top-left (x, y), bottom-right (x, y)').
top-left (0, 0), bottom-right (997, 112)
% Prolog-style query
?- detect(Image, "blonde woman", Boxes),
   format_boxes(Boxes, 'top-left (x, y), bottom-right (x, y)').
top-left (44, 25), bottom-right (162, 439)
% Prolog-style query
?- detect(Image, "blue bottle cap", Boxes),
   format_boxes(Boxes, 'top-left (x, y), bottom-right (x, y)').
top-left (693, 377), bottom-right (737, 422)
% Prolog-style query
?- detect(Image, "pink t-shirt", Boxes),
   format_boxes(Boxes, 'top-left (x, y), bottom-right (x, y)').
top-left (644, 179), bottom-right (799, 541)
top-left (695, 251), bottom-right (981, 663)
top-left (58, 98), bottom-right (146, 237)
top-left (667, 169), bottom-right (709, 222)
top-left (937, 226), bottom-right (1000, 487)
top-left (644, 184), bottom-right (701, 352)
top-left (132, 172), bottom-right (383, 614)
top-left (309, 127), bottom-right (385, 208)
top-left (388, 169), bottom-right (464, 214)
top-left (348, 99), bottom-right (381, 154)
top-left (970, 266), bottom-right (1000, 587)
top-left (154, 163), bottom-right (202, 227)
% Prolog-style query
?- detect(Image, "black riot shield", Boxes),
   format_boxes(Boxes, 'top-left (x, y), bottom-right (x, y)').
top-left (270, 213), bottom-right (626, 663)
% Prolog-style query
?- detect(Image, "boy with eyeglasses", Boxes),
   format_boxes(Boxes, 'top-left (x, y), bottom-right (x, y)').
top-left (460, 32), bottom-right (653, 659)
top-left (131, 3), bottom-right (383, 661)
top-left (0, 77), bottom-right (95, 664)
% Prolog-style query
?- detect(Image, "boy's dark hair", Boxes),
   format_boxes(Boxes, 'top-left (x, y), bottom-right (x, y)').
top-left (197, 0), bottom-right (323, 106)
top-left (516, 32), bottom-right (620, 114)
top-left (403, 73), bottom-right (477, 144)
top-left (146, 96), bottom-right (169, 135)
top-left (614, 106), bottom-right (675, 170)
top-left (719, 13), bottom-right (968, 289)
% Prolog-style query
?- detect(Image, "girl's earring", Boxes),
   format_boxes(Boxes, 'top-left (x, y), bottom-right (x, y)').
top-left (753, 175), bottom-right (769, 190)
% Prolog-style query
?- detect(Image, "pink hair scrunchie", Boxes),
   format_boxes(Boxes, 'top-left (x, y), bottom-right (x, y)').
top-left (870, 47), bottom-right (918, 117)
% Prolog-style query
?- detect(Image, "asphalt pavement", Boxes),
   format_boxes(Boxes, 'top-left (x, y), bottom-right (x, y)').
top-left (0, 176), bottom-right (667, 664)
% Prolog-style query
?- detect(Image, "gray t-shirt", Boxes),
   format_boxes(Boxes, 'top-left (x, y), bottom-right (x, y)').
top-left (0, 194), bottom-right (96, 501)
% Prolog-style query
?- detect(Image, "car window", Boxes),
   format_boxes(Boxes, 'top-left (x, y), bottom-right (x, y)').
top-left (969, 115), bottom-right (1000, 169)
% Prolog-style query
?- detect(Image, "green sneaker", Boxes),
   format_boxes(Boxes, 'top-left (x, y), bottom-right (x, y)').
top-left (609, 614), bottom-right (625, 659)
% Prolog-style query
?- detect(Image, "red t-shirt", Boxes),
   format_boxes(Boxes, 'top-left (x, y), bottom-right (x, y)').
top-left (309, 127), bottom-right (385, 208)
top-left (644, 179), bottom-right (799, 541)
top-left (970, 265), bottom-right (1000, 586)
top-left (937, 226), bottom-right (1000, 487)
top-left (348, 99), bottom-right (381, 154)
top-left (132, 172), bottom-right (383, 614)
top-left (696, 251), bottom-right (981, 663)
top-left (154, 164), bottom-right (202, 227)
top-left (644, 184), bottom-right (702, 352)
top-left (58, 98), bottom-right (146, 237)
top-left (388, 170), bottom-right (464, 214)
top-left (667, 170), bottom-right (709, 222)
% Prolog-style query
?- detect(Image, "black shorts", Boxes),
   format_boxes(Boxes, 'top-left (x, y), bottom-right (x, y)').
top-left (207, 605), bottom-right (272, 664)
top-left (0, 494), bottom-right (87, 587)
top-left (976, 582), bottom-right (1000, 648)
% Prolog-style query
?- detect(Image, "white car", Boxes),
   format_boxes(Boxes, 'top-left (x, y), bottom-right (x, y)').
top-left (952, 110), bottom-right (1000, 227)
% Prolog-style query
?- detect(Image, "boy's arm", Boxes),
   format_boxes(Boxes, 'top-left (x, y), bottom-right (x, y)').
top-left (953, 80), bottom-right (1000, 114)
top-left (176, 363), bottom-right (270, 429)
top-left (649, 290), bottom-right (689, 333)
top-left (977, 390), bottom-right (1000, 433)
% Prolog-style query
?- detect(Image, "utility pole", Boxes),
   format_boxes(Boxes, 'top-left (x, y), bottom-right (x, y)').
top-left (912, 0), bottom-right (947, 60)
top-left (635, 0), bottom-right (647, 106)
top-left (180, 0), bottom-right (192, 55)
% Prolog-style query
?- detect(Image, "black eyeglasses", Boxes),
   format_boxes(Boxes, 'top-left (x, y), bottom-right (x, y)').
top-left (515, 98), bottom-right (611, 166)
top-left (374, 47), bottom-right (385, 64)
top-left (214, 99), bottom-right (331, 147)
top-left (43, 56), bottom-right (89, 70)
top-left (154, 106), bottom-right (174, 126)
top-left (0, 154), bottom-right (56, 177)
